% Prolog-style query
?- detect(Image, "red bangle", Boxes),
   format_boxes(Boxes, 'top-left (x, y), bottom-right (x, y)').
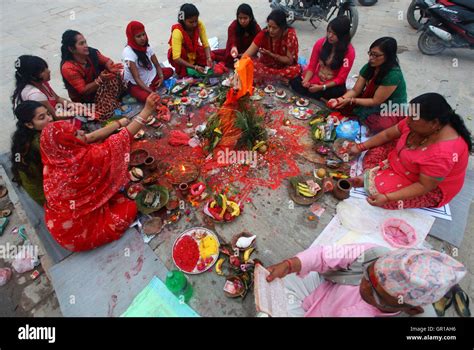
top-left (284, 259), bottom-right (293, 273)
top-left (356, 142), bottom-right (367, 152)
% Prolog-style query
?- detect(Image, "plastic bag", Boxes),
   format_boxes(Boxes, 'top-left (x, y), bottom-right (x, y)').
top-left (336, 120), bottom-right (360, 141)
top-left (12, 248), bottom-right (39, 274)
top-left (0, 267), bottom-right (12, 286)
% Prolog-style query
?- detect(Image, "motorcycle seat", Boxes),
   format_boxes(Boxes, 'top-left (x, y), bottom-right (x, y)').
top-left (451, 0), bottom-right (474, 11)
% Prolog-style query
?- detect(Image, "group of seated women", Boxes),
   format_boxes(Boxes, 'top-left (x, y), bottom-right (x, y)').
top-left (9, 2), bottom-right (472, 252)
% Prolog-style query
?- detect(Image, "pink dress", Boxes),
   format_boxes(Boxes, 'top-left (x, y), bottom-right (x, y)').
top-left (372, 118), bottom-right (469, 207)
top-left (295, 244), bottom-right (399, 317)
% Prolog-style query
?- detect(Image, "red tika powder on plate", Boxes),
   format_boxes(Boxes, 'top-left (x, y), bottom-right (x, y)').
top-left (173, 235), bottom-right (200, 272)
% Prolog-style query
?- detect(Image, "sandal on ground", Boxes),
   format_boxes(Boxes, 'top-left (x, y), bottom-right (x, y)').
top-left (1, 209), bottom-right (12, 218)
top-left (452, 284), bottom-right (471, 317)
top-left (0, 217), bottom-right (9, 236)
top-left (434, 290), bottom-right (453, 317)
top-left (0, 185), bottom-right (7, 199)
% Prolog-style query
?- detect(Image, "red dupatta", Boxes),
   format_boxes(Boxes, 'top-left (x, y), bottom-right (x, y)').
top-left (126, 21), bottom-right (149, 52)
top-left (40, 121), bottom-right (131, 218)
top-left (168, 23), bottom-right (200, 59)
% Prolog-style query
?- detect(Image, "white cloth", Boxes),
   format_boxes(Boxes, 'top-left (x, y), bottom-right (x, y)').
top-left (283, 272), bottom-right (322, 317)
top-left (122, 45), bottom-right (157, 86)
top-left (21, 84), bottom-right (47, 102)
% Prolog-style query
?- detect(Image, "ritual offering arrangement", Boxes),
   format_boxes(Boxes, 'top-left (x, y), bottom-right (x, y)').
top-left (296, 98), bottom-right (309, 107)
top-left (172, 227), bottom-right (220, 274)
top-left (135, 185), bottom-right (169, 214)
top-left (204, 193), bottom-right (243, 222)
top-left (264, 84), bottom-right (276, 94)
top-left (288, 176), bottom-right (324, 205)
top-left (275, 89), bottom-right (286, 99)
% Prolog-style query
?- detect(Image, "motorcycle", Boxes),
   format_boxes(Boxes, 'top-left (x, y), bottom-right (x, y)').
top-left (407, 0), bottom-right (430, 29)
top-left (417, 0), bottom-right (474, 55)
top-left (269, 0), bottom-right (359, 38)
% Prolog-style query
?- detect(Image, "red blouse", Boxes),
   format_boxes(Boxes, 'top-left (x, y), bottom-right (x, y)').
top-left (253, 28), bottom-right (299, 69)
top-left (376, 118), bottom-right (469, 207)
top-left (61, 50), bottom-right (111, 102)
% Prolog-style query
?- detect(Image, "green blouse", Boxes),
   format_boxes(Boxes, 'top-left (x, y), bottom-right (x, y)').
top-left (18, 133), bottom-right (45, 205)
top-left (354, 63), bottom-right (407, 120)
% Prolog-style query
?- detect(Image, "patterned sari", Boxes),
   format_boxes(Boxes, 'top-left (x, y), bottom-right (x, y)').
top-left (40, 121), bottom-right (137, 252)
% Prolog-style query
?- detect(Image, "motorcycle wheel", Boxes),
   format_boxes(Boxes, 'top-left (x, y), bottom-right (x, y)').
top-left (338, 6), bottom-right (359, 38)
top-left (418, 31), bottom-right (446, 55)
top-left (407, 0), bottom-right (427, 30)
top-left (358, 0), bottom-right (377, 5)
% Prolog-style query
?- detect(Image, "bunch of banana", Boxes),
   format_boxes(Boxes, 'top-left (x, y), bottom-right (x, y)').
top-left (297, 182), bottom-right (316, 197)
top-left (210, 194), bottom-right (241, 217)
top-left (313, 128), bottom-right (323, 140)
top-left (252, 140), bottom-right (266, 152)
top-left (309, 117), bottom-right (324, 125)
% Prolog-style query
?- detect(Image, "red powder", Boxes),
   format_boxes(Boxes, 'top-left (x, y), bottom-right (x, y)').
top-left (173, 235), bottom-right (200, 272)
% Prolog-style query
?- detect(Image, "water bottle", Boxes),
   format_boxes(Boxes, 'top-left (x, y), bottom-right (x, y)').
top-left (165, 270), bottom-right (193, 303)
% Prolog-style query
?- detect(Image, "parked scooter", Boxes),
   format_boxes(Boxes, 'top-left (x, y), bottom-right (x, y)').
top-left (407, 0), bottom-right (430, 29)
top-left (269, 0), bottom-right (359, 37)
top-left (417, 0), bottom-right (474, 55)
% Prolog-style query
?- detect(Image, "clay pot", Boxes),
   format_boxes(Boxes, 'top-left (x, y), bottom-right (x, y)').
top-left (144, 156), bottom-right (157, 171)
top-left (130, 149), bottom-right (149, 166)
top-left (178, 183), bottom-right (189, 195)
top-left (333, 179), bottom-right (352, 200)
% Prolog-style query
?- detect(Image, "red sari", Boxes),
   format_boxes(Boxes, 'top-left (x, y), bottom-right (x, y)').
top-left (252, 28), bottom-right (300, 80)
top-left (40, 121), bottom-right (137, 252)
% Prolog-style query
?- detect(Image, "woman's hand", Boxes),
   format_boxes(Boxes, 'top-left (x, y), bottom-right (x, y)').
top-left (230, 46), bottom-right (239, 58)
top-left (107, 62), bottom-right (124, 74)
top-left (334, 97), bottom-right (350, 109)
top-left (259, 48), bottom-right (273, 57)
top-left (349, 144), bottom-right (362, 156)
top-left (266, 261), bottom-right (291, 282)
top-left (195, 65), bottom-right (206, 74)
top-left (367, 193), bottom-right (389, 207)
top-left (302, 79), bottom-right (311, 88)
top-left (308, 84), bottom-right (323, 93)
top-left (206, 57), bottom-right (213, 69)
top-left (100, 70), bottom-right (116, 81)
top-left (142, 93), bottom-right (160, 117)
top-left (118, 118), bottom-right (130, 127)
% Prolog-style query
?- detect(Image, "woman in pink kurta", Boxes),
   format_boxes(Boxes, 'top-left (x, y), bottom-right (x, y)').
top-left (351, 93), bottom-right (471, 209)
top-left (290, 16), bottom-right (355, 100)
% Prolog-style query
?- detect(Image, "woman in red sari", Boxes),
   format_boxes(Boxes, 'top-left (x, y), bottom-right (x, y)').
top-left (167, 3), bottom-right (214, 77)
top-left (213, 4), bottom-right (261, 68)
top-left (243, 9), bottom-right (300, 82)
top-left (41, 94), bottom-right (160, 252)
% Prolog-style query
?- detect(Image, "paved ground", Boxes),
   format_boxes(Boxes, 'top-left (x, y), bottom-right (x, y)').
top-left (0, 0), bottom-right (472, 317)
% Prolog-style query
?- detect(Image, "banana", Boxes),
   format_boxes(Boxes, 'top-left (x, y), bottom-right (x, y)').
top-left (228, 201), bottom-right (241, 217)
top-left (215, 258), bottom-right (225, 276)
top-left (309, 117), bottom-right (324, 125)
top-left (298, 182), bottom-right (310, 189)
top-left (243, 247), bottom-right (255, 263)
top-left (210, 200), bottom-right (217, 208)
top-left (297, 186), bottom-right (316, 197)
top-left (252, 141), bottom-right (266, 151)
top-left (219, 194), bottom-right (227, 217)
